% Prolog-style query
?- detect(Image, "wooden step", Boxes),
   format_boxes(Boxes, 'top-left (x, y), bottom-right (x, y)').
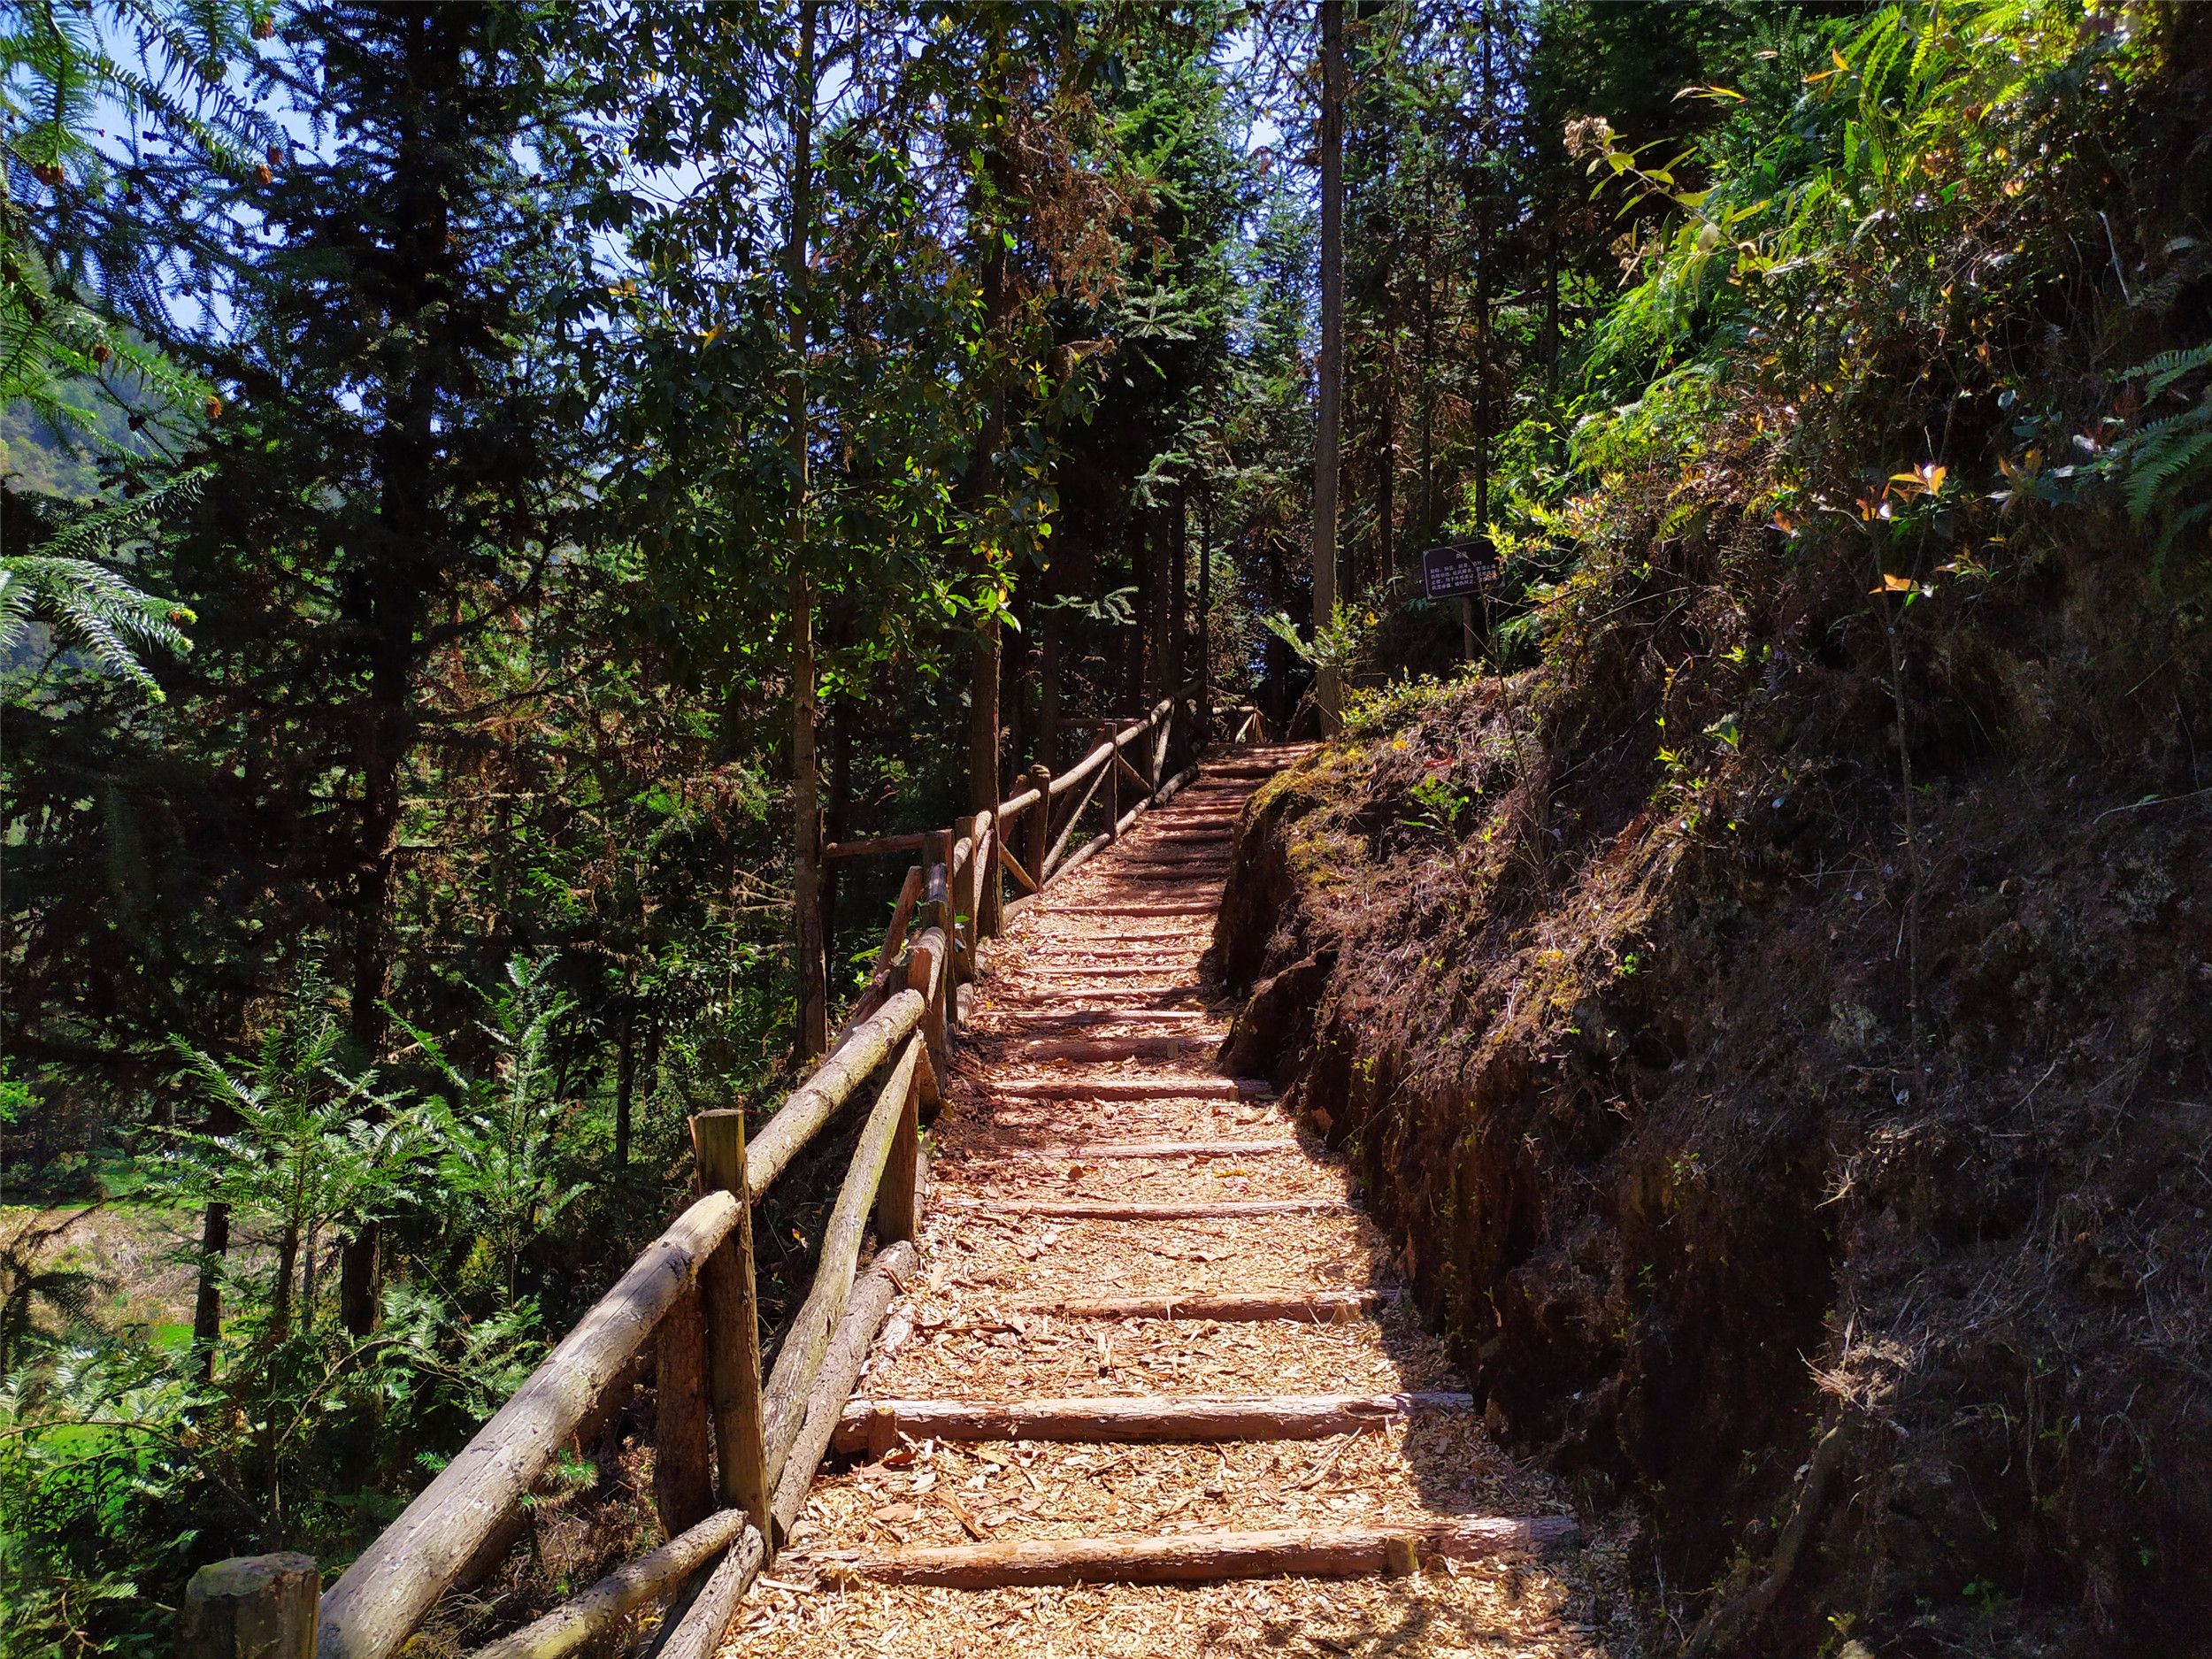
top-left (999, 1008), bottom-right (1213, 1028)
top-left (1014, 986), bottom-right (1207, 1004)
top-left (943, 1197), bottom-right (1340, 1222)
top-left (1088, 872), bottom-right (1228, 885)
top-left (987, 1136), bottom-right (1296, 1161)
top-left (992, 1076), bottom-right (1270, 1101)
top-left (1010, 1034), bottom-right (1212, 1063)
top-left (1010, 964), bottom-right (1200, 981)
top-left (1102, 876), bottom-right (1229, 889)
top-left (1057, 911), bottom-right (1230, 925)
top-left (1008, 1288), bottom-right (1394, 1322)
top-left (832, 1390), bottom-right (1473, 1452)
top-left (794, 1516), bottom-right (1578, 1589)
top-left (1029, 921), bottom-right (1203, 936)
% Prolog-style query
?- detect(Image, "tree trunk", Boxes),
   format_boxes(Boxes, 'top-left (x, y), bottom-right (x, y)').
top-left (1473, 9), bottom-right (1494, 538)
top-left (825, 660), bottom-right (853, 970)
top-left (788, 0), bottom-right (826, 1060)
top-left (1416, 160), bottom-right (1438, 549)
top-left (1312, 0), bottom-right (1346, 731)
top-left (1002, 580), bottom-right (1032, 785)
top-left (1196, 488), bottom-right (1212, 739)
top-left (191, 1083), bottom-right (239, 1380)
top-left (1544, 212), bottom-right (1560, 402)
top-left (1120, 518), bottom-right (1143, 714)
top-left (964, 27), bottom-right (1019, 818)
top-left (340, 11), bottom-right (465, 1338)
top-left (1168, 483), bottom-right (1188, 699)
top-left (1377, 346), bottom-right (1396, 588)
top-left (1038, 566), bottom-right (1063, 771)
top-left (967, 611), bottom-right (1002, 817)
top-left (613, 995), bottom-right (635, 1170)
top-left (191, 1200), bottom-right (230, 1381)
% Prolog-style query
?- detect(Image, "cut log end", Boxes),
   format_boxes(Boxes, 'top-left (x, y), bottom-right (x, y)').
top-left (185, 1555), bottom-right (319, 1659)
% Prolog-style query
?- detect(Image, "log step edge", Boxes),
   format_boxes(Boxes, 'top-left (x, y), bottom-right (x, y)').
top-left (787, 1515), bottom-right (1581, 1588)
top-left (831, 1390), bottom-right (1474, 1451)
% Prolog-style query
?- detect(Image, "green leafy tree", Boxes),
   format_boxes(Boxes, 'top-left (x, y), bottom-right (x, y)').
top-left (2, 0), bottom-right (271, 702)
top-left (170, 996), bottom-right (419, 1347)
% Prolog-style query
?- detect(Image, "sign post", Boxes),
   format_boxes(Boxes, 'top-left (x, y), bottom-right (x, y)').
top-left (1419, 541), bottom-right (1500, 664)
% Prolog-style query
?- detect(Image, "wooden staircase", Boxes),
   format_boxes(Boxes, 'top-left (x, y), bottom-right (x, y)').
top-left (750, 745), bottom-right (1598, 1655)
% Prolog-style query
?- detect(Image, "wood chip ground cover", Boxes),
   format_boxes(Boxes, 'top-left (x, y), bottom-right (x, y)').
top-left (735, 753), bottom-right (1628, 1657)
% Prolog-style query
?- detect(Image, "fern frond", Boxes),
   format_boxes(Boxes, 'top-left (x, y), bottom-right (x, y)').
top-left (2124, 341), bottom-right (2212, 398)
top-left (2125, 423), bottom-right (2212, 524)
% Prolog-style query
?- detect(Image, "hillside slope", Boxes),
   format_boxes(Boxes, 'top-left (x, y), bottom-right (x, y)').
top-left (1213, 629), bottom-right (2208, 1654)
top-left (1209, 8), bottom-right (2212, 1654)
top-left (1212, 535), bottom-right (2212, 1659)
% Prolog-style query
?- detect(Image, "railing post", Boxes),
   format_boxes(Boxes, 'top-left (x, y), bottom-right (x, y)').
top-left (1098, 721), bottom-right (1118, 841)
top-left (1025, 764), bottom-right (1050, 893)
top-left (875, 1050), bottom-right (923, 1244)
top-left (928, 827), bottom-right (958, 1031)
top-left (690, 1111), bottom-right (771, 1542)
top-left (908, 929), bottom-right (946, 1080)
top-left (976, 804), bottom-right (1002, 939)
top-left (182, 1554), bottom-right (318, 1659)
top-left (651, 1281), bottom-right (714, 1534)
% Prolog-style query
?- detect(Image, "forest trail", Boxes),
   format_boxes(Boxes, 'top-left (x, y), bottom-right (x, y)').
top-left (739, 746), bottom-right (1613, 1658)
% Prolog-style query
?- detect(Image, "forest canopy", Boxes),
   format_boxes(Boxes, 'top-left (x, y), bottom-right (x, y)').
top-left (5, 0), bottom-right (2208, 1654)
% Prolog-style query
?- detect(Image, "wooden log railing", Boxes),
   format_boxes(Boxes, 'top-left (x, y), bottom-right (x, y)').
top-left (187, 679), bottom-right (1228, 1659)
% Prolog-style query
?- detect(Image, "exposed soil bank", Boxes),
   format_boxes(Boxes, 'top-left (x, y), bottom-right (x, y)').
top-left (1209, 544), bottom-right (2212, 1655)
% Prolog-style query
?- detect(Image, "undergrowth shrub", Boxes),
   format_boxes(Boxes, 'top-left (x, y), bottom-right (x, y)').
top-left (1439, 0), bottom-right (2212, 677)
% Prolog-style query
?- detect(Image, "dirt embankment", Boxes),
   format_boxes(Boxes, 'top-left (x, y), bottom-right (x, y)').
top-left (1206, 526), bottom-right (2212, 1655)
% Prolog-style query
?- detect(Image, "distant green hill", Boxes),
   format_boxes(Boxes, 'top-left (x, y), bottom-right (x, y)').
top-left (2, 371), bottom-right (177, 503)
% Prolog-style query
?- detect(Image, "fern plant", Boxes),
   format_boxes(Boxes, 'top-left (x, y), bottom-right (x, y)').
top-left (0, 1210), bottom-right (107, 1374)
top-left (2108, 341), bottom-right (2212, 570)
top-left (403, 957), bottom-right (588, 1310)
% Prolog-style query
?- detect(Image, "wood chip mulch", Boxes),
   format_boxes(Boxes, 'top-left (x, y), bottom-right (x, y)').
top-left (733, 752), bottom-right (1637, 1657)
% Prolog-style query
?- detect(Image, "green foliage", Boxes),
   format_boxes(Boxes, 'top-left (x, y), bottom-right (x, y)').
top-left (1342, 672), bottom-right (1463, 741)
top-left (1, 965), bottom-right (572, 1655)
top-left (2108, 341), bottom-right (2212, 566)
top-left (1, 0), bottom-right (270, 438)
top-left (1401, 772), bottom-right (1472, 837)
top-left (1261, 601), bottom-right (1369, 678)
top-left (404, 959), bottom-right (588, 1309)
top-left (0, 475), bottom-right (200, 701)
top-left (0, 1211), bottom-right (107, 1374)
top-left (167, 984), bottom-right (419, 1339)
